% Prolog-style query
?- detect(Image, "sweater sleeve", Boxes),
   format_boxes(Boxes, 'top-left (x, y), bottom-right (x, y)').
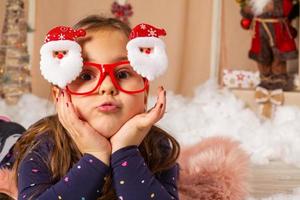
top-left (17, 141), bottom-right (110, 200)
top-left (111, 145), bottom-right (179, 200)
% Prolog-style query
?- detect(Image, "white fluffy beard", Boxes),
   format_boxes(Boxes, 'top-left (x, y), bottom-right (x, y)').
top-left (126, 37), bottom-right (168, 81)
top-left (249, 0), bottom-right (272, 16)
top-left (40, 41), bottom-right (83, 88)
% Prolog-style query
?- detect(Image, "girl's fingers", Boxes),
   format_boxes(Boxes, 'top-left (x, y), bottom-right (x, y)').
top-left (57, 90), bottom-right (68, 122)
top-left (55, 89), bottom-right (64, 121)
top-left (56, 89), bottom-right (81, 137)
top-left (159, 89), bottom-right (167, 118)
top-left (62, 90), bottom-right (79, 122)
top-left (56, 90), bottom-right (69, 132)
top-left (156, 88), bottom-right (166, 121)
top-left (145, 86), bottom-right (166, 124)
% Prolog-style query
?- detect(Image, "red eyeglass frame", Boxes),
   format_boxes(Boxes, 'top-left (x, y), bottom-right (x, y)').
top-left (66, 60), bottom-right (149, 95)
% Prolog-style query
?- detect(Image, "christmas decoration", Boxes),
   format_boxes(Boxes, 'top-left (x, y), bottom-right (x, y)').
top-left (255, 86), bottom-right (284, 118)
top-left (238, 0), bottom-right (299, 91)
top-left (223, 69), bottom-right (260, 89)
top-left (126, 23), bottom-right (168, 81)
top-left (111, 0), bottom-right (133, 25)
top-left (40, 26), bottom-right (86, 88)
top-left (0, 0), bottom-right (31, 105)
top-left (240, 18), bottom-right (252, 30)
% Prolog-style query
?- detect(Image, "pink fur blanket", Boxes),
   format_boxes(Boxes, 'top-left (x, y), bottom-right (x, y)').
top-left (178, 137), bottom-right (250, 200)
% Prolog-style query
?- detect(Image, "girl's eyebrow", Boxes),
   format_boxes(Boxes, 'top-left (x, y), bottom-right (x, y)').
top-left (83, 56), bottom-right (128, 62)
top-left (113, 56), bottom-right (128, 62)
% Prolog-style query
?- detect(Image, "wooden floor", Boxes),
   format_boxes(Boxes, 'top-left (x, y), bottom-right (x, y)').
top-left (248, 160), bottom-right (300, 198)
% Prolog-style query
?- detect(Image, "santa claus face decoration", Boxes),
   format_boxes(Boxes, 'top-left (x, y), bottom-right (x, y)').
top-left (126, 23), bottom-right (168, 81)
top-left (40, 23), bottom-right (168, 89)
top-left (40, 26), bottom-right (86, 88)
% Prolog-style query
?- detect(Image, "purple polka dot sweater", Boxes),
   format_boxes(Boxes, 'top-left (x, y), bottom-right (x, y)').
top-left (0, 133), bottom-right (179, 200)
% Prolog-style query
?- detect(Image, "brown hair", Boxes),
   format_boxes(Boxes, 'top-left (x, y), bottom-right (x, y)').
top-left (13, 16), bottom-right (180, 200)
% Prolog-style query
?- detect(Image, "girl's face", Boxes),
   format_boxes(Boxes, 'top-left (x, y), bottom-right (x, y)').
top-left (68, 29), bottom-right (147, 138)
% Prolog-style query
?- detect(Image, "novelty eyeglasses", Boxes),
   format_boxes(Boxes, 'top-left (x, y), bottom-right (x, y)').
top-left (66, 61), bottom-right (149, 95)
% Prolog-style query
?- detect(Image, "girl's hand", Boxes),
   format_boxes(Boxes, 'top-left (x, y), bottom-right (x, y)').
top-left (56, 90), bottom-right (111, 165)
top-left (110, 87), bottom-right (166, 153)
top-left (0, 168), bottom-right (17, 199)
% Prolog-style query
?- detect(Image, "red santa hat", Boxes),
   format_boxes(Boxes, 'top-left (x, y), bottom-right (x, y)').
top-left (128, 23), bottom-right (166, 40)
top-left (126, 23), bottom-right (168, 81)
top-left (40, 26), bottom-right (86, 88)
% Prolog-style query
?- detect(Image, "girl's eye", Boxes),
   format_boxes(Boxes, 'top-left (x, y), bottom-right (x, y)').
top-left (115, 70), bottom-right (131, 80)
top-left (79, 72), bottom-right (94, 81)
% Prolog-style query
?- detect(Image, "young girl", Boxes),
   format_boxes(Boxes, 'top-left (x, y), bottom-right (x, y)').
top-left (5, 16), bottom-right (180, 200)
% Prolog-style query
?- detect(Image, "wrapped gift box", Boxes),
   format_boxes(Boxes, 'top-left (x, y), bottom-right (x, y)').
top-left (223, 69), bottom-right (260, 89)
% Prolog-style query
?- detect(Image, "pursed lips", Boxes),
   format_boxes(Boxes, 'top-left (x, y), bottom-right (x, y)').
top-left (97, 101), bottom-right (121, 112)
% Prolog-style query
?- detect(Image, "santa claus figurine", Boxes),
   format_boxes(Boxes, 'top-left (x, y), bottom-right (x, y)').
top-left (239, 0), bottom-right (299, 91)
top-left (40, 26), bottom-right (86, 88)
top-left (126, 23), bottom-right (168, 81)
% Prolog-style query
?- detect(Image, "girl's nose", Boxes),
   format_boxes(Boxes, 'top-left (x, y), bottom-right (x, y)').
top-left (98, 75), bottom-right (118, 96)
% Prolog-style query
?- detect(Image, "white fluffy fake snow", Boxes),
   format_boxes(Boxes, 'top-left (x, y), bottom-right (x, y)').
top-left (0, 93), bottom-right (55, 128)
